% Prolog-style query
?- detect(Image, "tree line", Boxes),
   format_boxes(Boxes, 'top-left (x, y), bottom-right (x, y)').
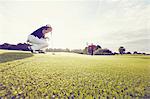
top-left (0, 43), bottom-right (149, 55)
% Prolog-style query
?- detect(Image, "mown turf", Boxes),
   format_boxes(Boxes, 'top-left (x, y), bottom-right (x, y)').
top-left (0, 50), bottom-right (150, 98)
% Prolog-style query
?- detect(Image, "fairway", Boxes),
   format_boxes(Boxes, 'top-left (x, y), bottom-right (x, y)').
top-left (0, 50), bottom-right (150, 98)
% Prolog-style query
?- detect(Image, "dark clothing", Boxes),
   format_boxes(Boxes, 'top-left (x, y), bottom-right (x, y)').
top-left (31, 26), bottom-right (49, 39)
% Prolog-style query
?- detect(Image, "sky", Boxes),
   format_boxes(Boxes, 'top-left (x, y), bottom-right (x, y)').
top-left (0, 0), bottom-right (150, 53)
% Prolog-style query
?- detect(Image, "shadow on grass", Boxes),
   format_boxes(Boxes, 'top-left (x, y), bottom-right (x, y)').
top-left (0, 52), bottom-right (33, 63)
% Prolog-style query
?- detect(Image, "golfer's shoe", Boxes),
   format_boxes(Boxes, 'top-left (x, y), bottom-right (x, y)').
top-left (27, 46), bottom-right (38, 54)
top-left (31, 50), bottom-right (39, 54)
top-left (38, 50), bottom-right (46, 54)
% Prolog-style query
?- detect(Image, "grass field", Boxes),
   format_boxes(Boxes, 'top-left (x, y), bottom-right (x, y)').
top-left (0, 50), bottom-right (150, 98)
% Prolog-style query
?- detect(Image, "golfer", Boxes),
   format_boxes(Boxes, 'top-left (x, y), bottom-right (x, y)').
top-left (27, 24), bottom-right (52, 53)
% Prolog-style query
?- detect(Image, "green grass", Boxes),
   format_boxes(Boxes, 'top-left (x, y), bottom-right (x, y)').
top-left (0, 50), bottom-right (150, 98)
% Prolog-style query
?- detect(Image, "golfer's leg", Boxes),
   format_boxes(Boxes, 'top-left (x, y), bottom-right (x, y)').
top-left (39, 38), bottom-right (49, 51)
top-left (30, 41), bottom-right (49, 51)
top-left (28, 35), bottom-right (48, 51)
top-left (28, 35), bottom-right (47, 44)
top-left (30, 44), bottom-right (39, 51)
top-left (38, 43), bottom-right (49, 50)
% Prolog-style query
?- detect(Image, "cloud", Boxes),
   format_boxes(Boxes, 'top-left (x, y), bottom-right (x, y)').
top-left (94, 0), bottom-right (149, 30)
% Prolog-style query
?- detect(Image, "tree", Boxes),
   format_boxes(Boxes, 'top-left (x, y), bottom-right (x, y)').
top-left (96, 45), bottom-right (101, 50)
top-left (83, 47), bottom-right (88, 54)
top-left (118, 46), bottom-right (126, 55)
top-left (133, 51), bottom-right (138, 54)
top-left (94, 48), bottom-right (113, 55)
top-left (126, 52), bottom-right (131, 54)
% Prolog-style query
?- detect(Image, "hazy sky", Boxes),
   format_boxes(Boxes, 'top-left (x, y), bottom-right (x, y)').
top-left (0, 0), bottom-right (150, 53)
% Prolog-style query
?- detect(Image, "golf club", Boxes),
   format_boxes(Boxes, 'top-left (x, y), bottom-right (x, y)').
top-left (51, 32), bottom-right (55, 55)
